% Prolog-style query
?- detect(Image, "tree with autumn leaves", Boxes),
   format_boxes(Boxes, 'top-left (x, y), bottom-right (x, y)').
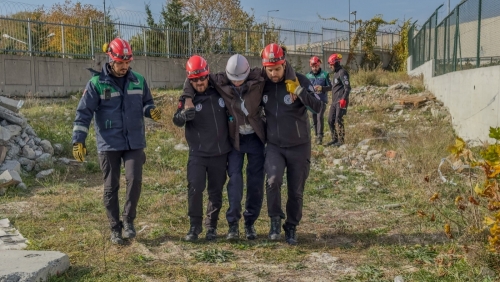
top-left (1, 0), bottom-right (265, 57)
top-left (137, 0), bottom-right (267, 56)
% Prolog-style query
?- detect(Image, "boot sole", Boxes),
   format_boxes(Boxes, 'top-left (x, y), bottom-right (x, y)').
top-left (269, 234), bottom-right (281, 240)
top-left (123, 233), bottom-right (136, 239)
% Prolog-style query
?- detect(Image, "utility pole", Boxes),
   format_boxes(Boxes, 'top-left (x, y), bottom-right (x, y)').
top-left (348, 0), bottom-right (351, 49)
top-left (104, 0), bottom-right (107, 43)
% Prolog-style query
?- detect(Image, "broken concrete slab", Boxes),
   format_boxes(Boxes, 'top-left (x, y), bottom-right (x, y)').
top-left (0, 218), bottom-right (28, 250)
top-left (0, 250), bottom-right (70, 282)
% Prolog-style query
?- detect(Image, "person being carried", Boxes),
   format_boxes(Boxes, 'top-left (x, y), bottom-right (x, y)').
top-left (72, 37), bottom-right (161, 245)
top-left (182, 54), bottom-right (266, 241)
top-left (173, 55), bottom-right (232, 242)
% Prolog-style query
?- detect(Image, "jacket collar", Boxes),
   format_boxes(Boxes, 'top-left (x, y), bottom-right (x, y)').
top-left (308, 68), bottom-right (322, 76)
top-left (99, 63), bottom-right (139, 84)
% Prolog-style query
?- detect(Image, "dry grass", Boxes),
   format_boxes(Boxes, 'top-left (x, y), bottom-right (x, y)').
top-left (0, 71), bottom-right (498, 281)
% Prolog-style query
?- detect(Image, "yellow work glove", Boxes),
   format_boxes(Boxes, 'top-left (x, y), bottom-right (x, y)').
top-left (150, 108), bottom-right (161, 121)
top-left (285, 78), bottom-right (303, 96)
top-left (72, 143), bottom-right (87, 162)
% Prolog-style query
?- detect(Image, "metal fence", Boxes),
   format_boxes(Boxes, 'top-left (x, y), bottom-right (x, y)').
top-left (410, 0), bottom-right (500, 76)
top-left (0, 17), bottom-right (400, 59)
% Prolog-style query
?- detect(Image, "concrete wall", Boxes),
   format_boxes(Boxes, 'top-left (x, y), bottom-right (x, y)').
top-left (408, 56), bottom-right (500, 143)
top-left (0, 53), bottom-right (271, 97)
top-left (1, 50), bottom-right (392, 98)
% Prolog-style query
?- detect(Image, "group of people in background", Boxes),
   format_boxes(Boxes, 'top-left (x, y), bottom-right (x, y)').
top-left (71, 37), bottom-right (350, 246)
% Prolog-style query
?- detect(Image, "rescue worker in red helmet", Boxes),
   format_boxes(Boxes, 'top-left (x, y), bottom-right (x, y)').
top-left (173, 55), bottom-right (232, 242)
top-left (261, 43), bottom-right (325, 245)
top-left (181, 54), bottom-right (266, 241)
top-left (72, 37), bottom-right (161, 245)
top-left (327, 53), bottom-right (351, 146)
top-left (306, 56), bottom-right (332, 145)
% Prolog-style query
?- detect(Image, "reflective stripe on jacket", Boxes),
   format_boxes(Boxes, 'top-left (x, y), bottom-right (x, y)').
top-left (305, 69), bottom-right (331, 103)
top-left (72, 64), bottom-right (156, 151)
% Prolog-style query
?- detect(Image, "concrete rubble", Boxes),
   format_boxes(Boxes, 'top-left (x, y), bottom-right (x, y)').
top-left (0, 96), bottom-right (74, 195)
top-left (0, 250), bottom-right (70, 282)
top-left (0, 218), bottom-right (27, 250)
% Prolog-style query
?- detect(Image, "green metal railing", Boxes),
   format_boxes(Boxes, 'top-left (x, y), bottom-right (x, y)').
top-left (410, 0), bottom-right (500, 76)
top-left (0, 17), bottom-right (399, 60)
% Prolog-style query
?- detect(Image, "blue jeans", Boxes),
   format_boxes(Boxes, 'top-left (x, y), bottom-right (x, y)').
top-left (226, 133), bottom-right (265, 225)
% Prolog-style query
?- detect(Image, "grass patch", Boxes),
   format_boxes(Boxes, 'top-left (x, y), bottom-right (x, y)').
top-left (193, 249), bottom-right (235, 263)
top-left (1, 71), bottom-right (497, 280)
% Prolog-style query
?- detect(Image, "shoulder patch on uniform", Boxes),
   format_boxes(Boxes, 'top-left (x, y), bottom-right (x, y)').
top-left (308, 85), bottom-right (314, 92)
top-left (218, 97), bottom-right (225, 108)
top-left (263, 95), bottom-right (268, 104)
top-left (284, 95), bottom-right (292, 105)
top-left (195, 104), bottom-right (203, 112)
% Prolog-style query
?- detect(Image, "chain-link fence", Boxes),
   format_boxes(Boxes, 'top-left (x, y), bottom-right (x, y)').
top-left (0, 17), bottom-right (399, 60)
top-left (410, 0), bottom-right (500, 76)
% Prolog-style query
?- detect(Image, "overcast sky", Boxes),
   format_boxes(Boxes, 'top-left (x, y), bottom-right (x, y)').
top-left (2, 0), bottom-right (463, 29)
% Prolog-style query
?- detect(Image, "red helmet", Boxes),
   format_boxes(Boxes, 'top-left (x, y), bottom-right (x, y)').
top-left (106, 38), bottom-right (133, 62)
top-left (328, 53), bottom-right (342, 65)
top-left (186, 55), bottom-right (209, 79)
top-left (309, 56), bottom-right (322, 66)
top-left (261, 43), bottom-right (285, 66)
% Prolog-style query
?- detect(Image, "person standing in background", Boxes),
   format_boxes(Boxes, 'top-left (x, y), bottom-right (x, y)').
top-left (327, 53), bottom-right (351, 147)
top-left (306, 56), bottom-right (331, 145)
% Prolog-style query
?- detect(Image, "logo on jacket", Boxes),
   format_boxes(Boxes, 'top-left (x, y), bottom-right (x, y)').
top-left (195, 104), bottom-right (202, 112)
top-left (344, 75), bottom-right (349, 85)
top-left (263, 95), bottom-right (268, 104)
top-left (308, 85), bottom-right (314, 92)
top-left (284, 95), bottom-right (292, 105)
top-left (218, 98), bottom-right (225, 108)
top-left (334, 78), bottom-right (338, 84)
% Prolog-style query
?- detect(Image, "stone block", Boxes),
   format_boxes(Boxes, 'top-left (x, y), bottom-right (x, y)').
top-left (0, 250), bottom-right (70, 281)
top-left (0, 170), bottom-right (22, 188)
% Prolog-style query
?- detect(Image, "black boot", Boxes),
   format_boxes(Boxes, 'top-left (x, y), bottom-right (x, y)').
top-left (123, 221), bottom-right (136, 239)
top-left (316, 136), bottom-right (323, 145)
top-left (110, 229), bottom-right (125, 245)
top-left (205, 227), bottom-right (217, 241)
top-left (283, 224), bottom-right (298, 245)
top-left (185, 225), bottom-right (202, 242)
top-left (268, 217), bottom-right (281, 240)
top-left (244, 224), bottom-right (257, 240)
top-left (326, 139), bottom-right (339, 146)
top-left (226, 222), bottom-right (239, 240)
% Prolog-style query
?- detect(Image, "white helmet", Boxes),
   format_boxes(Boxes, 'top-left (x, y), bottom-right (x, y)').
top-left (226, 54), bottom-right (250, 81)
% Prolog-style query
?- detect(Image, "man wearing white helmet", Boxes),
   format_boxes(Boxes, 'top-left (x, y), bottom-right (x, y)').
top-left (183, 54), bottom-right (266, 241)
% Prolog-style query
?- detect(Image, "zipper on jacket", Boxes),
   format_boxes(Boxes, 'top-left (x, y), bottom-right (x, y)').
top-left (210, 96), bottom-right (222, 154)
top-left (275, 84), bottom-right (280, 143)
top-left (197, 131), bottom-right (201, 150)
